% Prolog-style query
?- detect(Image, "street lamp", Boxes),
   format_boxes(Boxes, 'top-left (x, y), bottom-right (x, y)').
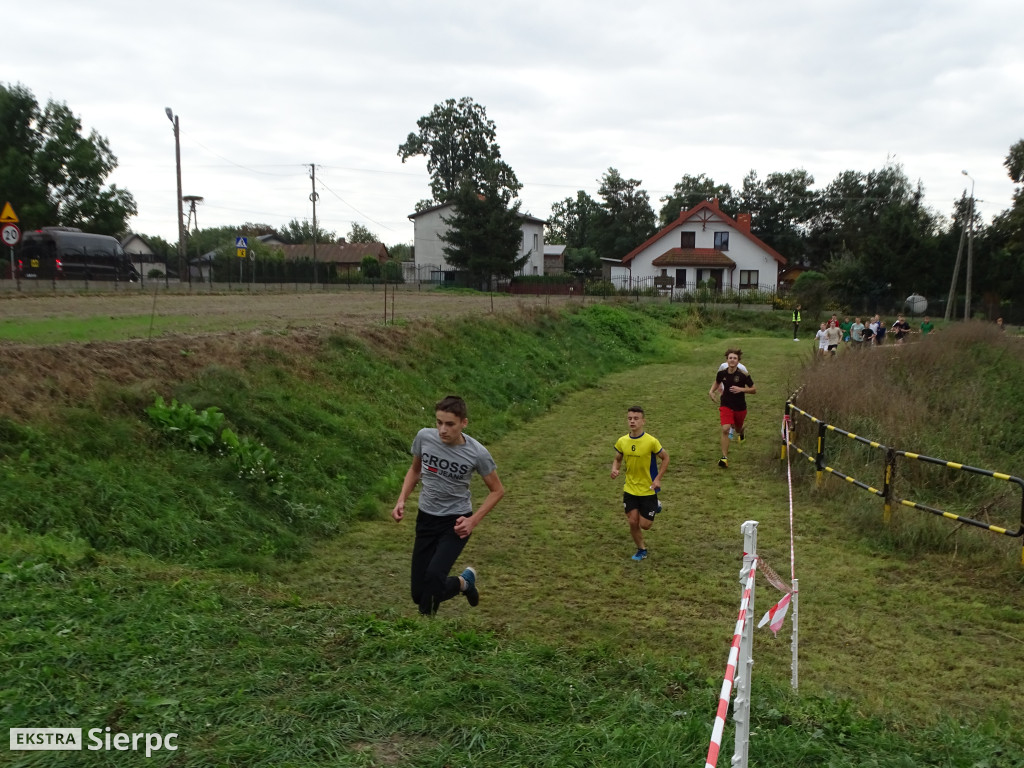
top-left (962, 170), bottom-right (975, 321)
top-left (165, 107), bottom-right (186, 282)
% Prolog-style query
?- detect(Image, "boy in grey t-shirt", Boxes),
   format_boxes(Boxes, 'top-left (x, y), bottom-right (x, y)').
top-left (391, 395), bottom-right (504, 615)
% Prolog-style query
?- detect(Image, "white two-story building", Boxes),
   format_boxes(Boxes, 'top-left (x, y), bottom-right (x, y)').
top-left (409, 202), bottom-right (546, 281)
top-left (620, 199), bottom-right (786, 292)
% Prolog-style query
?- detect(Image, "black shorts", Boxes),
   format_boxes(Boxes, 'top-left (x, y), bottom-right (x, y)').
top-left (623, 492), bottom-right (660, 521)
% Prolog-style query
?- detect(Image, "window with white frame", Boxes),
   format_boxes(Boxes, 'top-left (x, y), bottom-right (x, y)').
top-left (714, 231), bottom-right (730, 250)
top-left (739, 270), bottom-right (759, 290)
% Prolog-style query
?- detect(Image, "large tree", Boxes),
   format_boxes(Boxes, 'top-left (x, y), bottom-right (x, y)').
top-left (563, 247), bottom-right (601, 280)
top-left (439, 165), bottom-right (528, 290)
top-left (546, 190), bottom-right (600, 248)
top-left (279, 218), bottom-right (336, 244)
top-left (387, 242), bottom-right (413, 261)
top-left (398, 97), bottom-right (521, 205)
top-left (658, 173), bottom-right (737, 226)
top-left (739, 169), bottom-right (818, 264)
top-left (590, 168), bottom-right (656, 261)
top-left (979, 140), bottom-right (1024, 317)
top-left (237, 222), bottom-right (278, 237)
top-left (0, 83), bottom-right (136, 235)
top-left (347, 223), bottom-right (379, 243)
top-left (1004, 139), bottom-right (1024, 184)
top-left (808, 163), bottom-right (942, 303)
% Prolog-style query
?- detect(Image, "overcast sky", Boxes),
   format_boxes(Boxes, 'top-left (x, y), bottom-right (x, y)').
top-left (5, 0), bottom-right (1022, 246)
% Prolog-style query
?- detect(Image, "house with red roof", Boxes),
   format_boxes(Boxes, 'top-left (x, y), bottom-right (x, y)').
top-left (619, 199), bottom-right (786, 292)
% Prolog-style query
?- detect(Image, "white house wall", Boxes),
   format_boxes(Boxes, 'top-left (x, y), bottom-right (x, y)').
top-left (628, 216), bottom-right (779, 289)
top-left (412, 208), bottom-right (451, 270)
top-left (412, 205), bottom-right (546, 276)
top-left (520, 219), bottom-right (545, 276)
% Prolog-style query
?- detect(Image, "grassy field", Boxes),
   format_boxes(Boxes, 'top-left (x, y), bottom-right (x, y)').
top-left (2, 300), bottom-right (1023, 766)
top-left (285, 333), bottom-right (1024, 721)
top-left (0, 289), bottom-right (577, 342)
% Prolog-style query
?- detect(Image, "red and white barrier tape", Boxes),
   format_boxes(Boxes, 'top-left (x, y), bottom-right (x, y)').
top-left (784, 415), bottom-right (796, 585)
top-left (704, 557), bottom-right (758, 768)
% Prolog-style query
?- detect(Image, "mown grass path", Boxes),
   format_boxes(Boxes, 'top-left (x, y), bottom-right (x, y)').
top-left (283, 335), bottom-right (1024, 724)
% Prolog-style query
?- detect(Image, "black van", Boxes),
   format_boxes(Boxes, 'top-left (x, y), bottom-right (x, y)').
top-left (16, 227), bottom-right (140, 282)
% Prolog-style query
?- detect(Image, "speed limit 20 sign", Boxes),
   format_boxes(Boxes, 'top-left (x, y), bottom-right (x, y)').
top-left (1, 224), bottom-right (20, 246)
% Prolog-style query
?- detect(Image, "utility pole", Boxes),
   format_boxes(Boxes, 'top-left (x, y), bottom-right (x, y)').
top-left (165, 108), bottom-right (186, 281)
top-left (963, 171), bottom-right (975, 321)
top-left (309, 164), bottom-right (319, 285)
top-left (183, 196), bottom-right (204, 282)
top-left (183, 196), bottom-right (203, 234)
top-left (944, 194), bottom-right (968, 321)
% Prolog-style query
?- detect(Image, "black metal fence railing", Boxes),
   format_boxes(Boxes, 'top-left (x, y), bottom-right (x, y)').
top-left (2, 260), bottom-right (781, 306)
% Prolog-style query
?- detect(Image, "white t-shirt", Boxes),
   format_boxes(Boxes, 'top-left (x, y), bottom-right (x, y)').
top-left (717, 362), bottom-right (749, 374)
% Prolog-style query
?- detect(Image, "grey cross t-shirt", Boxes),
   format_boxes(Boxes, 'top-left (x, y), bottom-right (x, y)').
top-left (411, 427), bottom-right (497, 517)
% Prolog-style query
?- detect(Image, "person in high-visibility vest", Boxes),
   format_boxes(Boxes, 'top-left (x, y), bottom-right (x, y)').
top-left (791, 304), bottom-right (802, 341)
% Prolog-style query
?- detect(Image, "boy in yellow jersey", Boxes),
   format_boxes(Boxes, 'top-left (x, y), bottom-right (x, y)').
top-left (611, 406), bottom-right (669, 561)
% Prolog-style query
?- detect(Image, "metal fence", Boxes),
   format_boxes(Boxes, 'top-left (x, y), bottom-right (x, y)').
top-left (783, 398), bottom-right (1024, 564)
top-left (1, 265), bottom-right (780, 305)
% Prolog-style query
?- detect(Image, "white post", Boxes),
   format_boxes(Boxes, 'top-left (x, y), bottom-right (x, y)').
top-left (790, 577), bottom-right (799, 690)
top-left (732, 520), bottom-right (757, 768)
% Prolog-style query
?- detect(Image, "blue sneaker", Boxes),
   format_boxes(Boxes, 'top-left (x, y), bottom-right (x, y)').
top-left (728, 427), bottom-right (735, 441)
top-left (461, 567), bottom-right (479, 607)
top-left (631, 548), bottom-right (648, 561)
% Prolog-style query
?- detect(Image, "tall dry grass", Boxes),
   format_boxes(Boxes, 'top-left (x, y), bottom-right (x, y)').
top-left (790, 321), bottom-right (1024, 560)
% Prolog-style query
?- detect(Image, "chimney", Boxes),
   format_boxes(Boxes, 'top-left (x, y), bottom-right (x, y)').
top-left (736, 213), bottom-right (751, 232)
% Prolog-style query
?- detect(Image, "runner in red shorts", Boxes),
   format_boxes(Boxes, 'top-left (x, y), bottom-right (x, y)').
top-left (709, 349), bottom-right (756, 469)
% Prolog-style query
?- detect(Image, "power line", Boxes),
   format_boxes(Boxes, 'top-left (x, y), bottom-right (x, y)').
top-left (315, 176), bottom-right (395, 232)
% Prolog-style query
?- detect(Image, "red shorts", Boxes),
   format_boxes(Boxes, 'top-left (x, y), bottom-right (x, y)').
top-left (719, 407), bottom-right (747, 432)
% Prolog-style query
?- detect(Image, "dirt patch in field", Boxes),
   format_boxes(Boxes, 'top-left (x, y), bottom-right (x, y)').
top-left (0, 290), bottom-right (572, 421)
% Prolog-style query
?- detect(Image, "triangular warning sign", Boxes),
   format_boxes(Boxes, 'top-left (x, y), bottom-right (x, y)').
top-left (0, 202), bottom-right (18, 223)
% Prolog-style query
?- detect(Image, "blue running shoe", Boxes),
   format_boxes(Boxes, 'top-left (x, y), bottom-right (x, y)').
top-left (461, 567), bottom-right (479, 607)
top-left (631, 548), bottom-right (648, 561)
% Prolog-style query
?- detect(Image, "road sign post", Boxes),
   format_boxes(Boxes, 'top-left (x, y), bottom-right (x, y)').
top-left (1, 203), bottom-right (20, 281)
top-left (2, 224), bottom-right (21, 246)
top-left (235, 237), bottom-right (248, 285)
